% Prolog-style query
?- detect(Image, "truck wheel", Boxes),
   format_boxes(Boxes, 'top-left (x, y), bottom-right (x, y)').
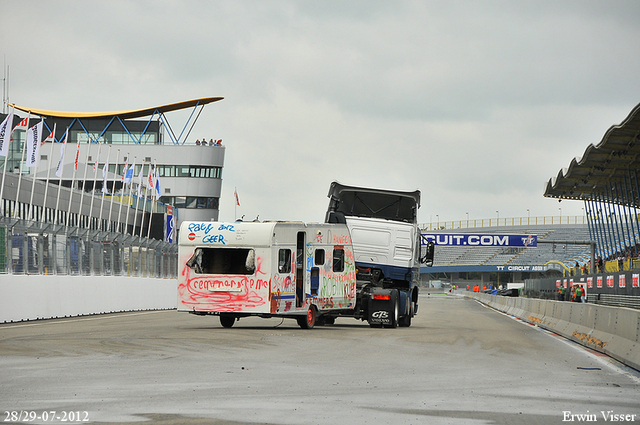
top-left (297, 306), bottom-right (316, 329)
top-left (220, 315), bottom-right (235, 328)
top-left (399, 315), bottom-right (412, 327)
top-left (385, 291), bottom-right (399, 328)
top-left (399, 301), bottom-right (413, 327)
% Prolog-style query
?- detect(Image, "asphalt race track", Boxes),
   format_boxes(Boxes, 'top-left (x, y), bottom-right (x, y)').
top-left (1, 293), bottom-right (639, 425)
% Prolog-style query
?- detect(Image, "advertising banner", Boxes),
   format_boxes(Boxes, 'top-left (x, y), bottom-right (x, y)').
top-left (422, 233), bottom-right (537, 247)
top-left (166, 205), bottom-right (175, 243)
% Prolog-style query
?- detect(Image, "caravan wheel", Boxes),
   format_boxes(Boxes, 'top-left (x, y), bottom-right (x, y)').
top-left (297, 306), bottom-right (317, 329)
top-left (220, 315), bottom-right (236, 328)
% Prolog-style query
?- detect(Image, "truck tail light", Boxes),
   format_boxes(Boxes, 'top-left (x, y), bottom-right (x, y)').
top-left (373, 294), bottom-right (391, 300)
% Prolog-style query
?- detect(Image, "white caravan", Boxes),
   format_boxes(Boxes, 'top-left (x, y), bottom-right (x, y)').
top-left (177, 220), bottom-right (357, 328)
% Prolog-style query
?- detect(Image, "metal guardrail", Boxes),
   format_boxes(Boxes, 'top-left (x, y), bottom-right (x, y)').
top-left (421, 215), bottom-right (587, 230)
top-left (0, 217), bottom-right (177, 278)
top-left (594, 294), bottom-right (640, 310)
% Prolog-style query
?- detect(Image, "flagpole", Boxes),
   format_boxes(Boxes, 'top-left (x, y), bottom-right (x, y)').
top-left (138, 163), bottom-right (149, 241)
top-left (54, 127), bottom-right (68, 225)
top-left (41, 123), bottom-right (56, 224)
top-left (0, 107), bottom-right (15, 216)
top-left (13, 112), bottom-right (30, 218)
top-left (145, 161), bottom-right (155, 239)
top-left (27, 119), bottom-right (44, 220)
top-left (107, 149), bottom-right (120, 232)
top-left (132, 161), bottom-right (144, 236)
top-left (116, 152), bottom-right (129, 234)
top-left (123, 156), bottom-right (135, 235)
top-left (98, 145), bottom-right (111, 231)
top-left (76, 139), bottom-right (92, 229)
top-left (65, 136), bottom-right (81, 227)
top-left (88, 142), bottom-right (101, 230)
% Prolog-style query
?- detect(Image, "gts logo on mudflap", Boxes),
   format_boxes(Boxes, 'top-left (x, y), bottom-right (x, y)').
top-left (371, 310), bottom-right (390, 324)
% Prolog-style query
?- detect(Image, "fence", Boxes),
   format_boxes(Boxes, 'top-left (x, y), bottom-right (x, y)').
top-left (421, 215), bottom-right (586, 231)
top-left (524, 272), bottom-right (640, 310)
top-left (1, 217), bottom-right (177, 278)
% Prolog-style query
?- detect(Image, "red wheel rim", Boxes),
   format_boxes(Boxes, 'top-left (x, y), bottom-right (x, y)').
top-left (307, 308), bottom-right (314, 325)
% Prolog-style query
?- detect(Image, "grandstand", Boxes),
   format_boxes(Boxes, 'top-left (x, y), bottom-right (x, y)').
top-left (420, 220), bottom-right (593, 287)
top-left (0, 97), bottom-right (225, 276)
top-left (434, 101), bottom-right (640, 309)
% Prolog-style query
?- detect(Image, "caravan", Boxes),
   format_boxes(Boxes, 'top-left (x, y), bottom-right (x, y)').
top-left (177, 220), bottom-right (357, 328)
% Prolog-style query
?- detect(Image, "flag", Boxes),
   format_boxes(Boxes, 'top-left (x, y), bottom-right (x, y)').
top-left (234, 188), bottom-right (240, 206)
top-left (93, 145), bottom-right (101, 173)
top-left (102, 151), bottom-right (109, 193)
top-left (13, 117), bottom-right (28, 132)
top-left (124, 159), bottom-right (134, 184)
top-left (154, 173), bottom-right (161, 200)
top-left (42, 123), bottom-right (56, 146)
top-left (147, 167), bottom-right (154, 189)
top-left (25, 121), bottom-right (44, 167)
top-left (73, 138), bottom-right (81, 171)
top-left (0, 110), bottom-right (14, 157)
top-left (121, 159), bottom-right (128, 182)
top-left (55, 130), bottom-right (68, 178)
top-left (137, 164), bottom-right (144, 198)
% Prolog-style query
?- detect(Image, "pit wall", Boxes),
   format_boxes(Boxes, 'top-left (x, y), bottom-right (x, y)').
top-left (0, 275), bottom-right (177, 323)
top-left (468, 293), bottom-right (640, 372)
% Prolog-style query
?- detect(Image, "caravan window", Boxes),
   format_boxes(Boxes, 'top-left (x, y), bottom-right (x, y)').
top-left (278, 249), bottom-right (292, 273)
top-left (315, 249), bottom-right (325, 265)
top-left (186, 248), bottom-right (255, 275)
top-left (333, 248), bottom-right (345, 272)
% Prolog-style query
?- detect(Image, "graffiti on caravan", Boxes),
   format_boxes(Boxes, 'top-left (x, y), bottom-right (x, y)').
top-left (423, 234), bottom-right (537, 247)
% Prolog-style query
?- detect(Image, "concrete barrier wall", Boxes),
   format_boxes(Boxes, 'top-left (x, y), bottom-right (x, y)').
top-left (469, 293), bottom-right (640, 371)
top-left (0, 275), bottom-right (177, 323)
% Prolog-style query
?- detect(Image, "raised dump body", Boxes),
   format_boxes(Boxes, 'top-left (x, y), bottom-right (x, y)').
top-left (177, 220), bottom-right (357, 328)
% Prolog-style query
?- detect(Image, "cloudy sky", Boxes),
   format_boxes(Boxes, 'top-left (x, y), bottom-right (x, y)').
top-left (2, 1), bottom-right (639, 225)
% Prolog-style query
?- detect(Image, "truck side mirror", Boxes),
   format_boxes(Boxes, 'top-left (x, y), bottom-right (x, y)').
top-left (420, 241), bottom-right (434, 266)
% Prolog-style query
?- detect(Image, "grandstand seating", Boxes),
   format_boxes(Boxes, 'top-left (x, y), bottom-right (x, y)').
top-left (429, 224), bottom-right (593, 268)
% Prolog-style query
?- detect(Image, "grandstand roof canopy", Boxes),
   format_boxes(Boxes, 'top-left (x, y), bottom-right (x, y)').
top-left (9, 96), bottom-right (224, 119)
top-left (544, 102), bottom-right (640, 206)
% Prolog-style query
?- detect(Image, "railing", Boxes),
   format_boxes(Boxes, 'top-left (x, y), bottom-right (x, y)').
top-left (0, 217), bottom-right (177, 278)
top-left (421, 215), bottom-right (587, 231)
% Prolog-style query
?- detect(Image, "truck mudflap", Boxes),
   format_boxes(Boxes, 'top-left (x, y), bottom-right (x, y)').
top-left (367, 288), bottom-right (399, 328)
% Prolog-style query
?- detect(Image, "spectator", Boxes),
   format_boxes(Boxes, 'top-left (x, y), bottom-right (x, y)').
top-left (195, 139), bottom-right (201, 145)
top-left (618, 255), bottom-right (624, 271)
top-left (570, 285), bottom-right (576, 302)
top-left (574, 285), bottom-right (583, 303)
top-left (557, 286), bottom-right (565, 301)
top-left (596, 257), bottom-right (603, 273)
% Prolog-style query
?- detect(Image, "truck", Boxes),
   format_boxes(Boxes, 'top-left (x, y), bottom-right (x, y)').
top-left (176, 182), bottom-right (434, 329)
top-left (324, 182), bottom-right (434, 327)
top-left (177, 220), bottom-right (357, 328)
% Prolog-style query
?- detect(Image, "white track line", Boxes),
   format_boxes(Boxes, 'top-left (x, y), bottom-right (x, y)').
top-left (0, 310), bottom-right (169, 329)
